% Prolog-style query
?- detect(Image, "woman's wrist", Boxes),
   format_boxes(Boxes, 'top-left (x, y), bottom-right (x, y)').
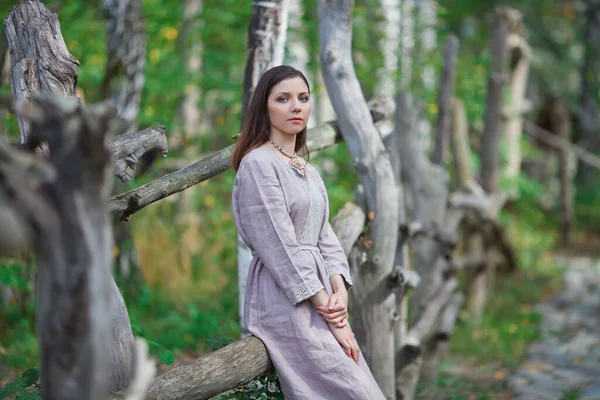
top-left (309, 289), bottom-right (330, 308)
top-left (330, 274), bottom-right (347, 294)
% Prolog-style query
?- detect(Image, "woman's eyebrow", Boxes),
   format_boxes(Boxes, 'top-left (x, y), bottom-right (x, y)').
top-left (275, 91), bottom-right (310, 96)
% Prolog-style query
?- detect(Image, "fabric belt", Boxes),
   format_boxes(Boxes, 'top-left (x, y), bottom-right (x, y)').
top-left (250, 244), bottom-right (320, 257)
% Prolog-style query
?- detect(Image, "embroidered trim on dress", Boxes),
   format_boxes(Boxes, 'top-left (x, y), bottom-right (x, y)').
top-left (295, 173), bottom-right (325, 247)
top-left (285, 278), bottom-right (324, 305)
top-left (325, 263), bottom-right (353, 287)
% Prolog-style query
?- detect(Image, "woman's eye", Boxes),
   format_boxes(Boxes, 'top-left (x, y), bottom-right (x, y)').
top-left (300, 96), bottom-right (310, 102)
top-left (277, 97), bottom-right (288, 103)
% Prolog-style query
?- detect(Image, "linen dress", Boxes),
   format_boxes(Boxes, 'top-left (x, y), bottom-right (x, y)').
top-left (232, 146), bottom-right (386, 400)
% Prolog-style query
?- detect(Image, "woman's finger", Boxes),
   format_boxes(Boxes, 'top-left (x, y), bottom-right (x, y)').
top-left (320, 309), bottom-right (346, 319)
top-left (334, 320), bottom-right (347, 328)
top-left (351, 345), bottom-right (360, 365)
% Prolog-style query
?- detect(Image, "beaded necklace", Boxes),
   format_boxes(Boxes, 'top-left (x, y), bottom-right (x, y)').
top-left (269, 139), bottom-right (306, 177)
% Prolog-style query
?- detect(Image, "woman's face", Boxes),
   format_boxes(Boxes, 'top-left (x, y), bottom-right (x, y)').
top-left (267, 77), bottom-right (311, 137)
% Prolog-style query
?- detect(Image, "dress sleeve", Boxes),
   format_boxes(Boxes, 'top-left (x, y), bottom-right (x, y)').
top-left (235, 159), bottom-right (324, 305)
top-left (315, 170), bottom-right (353, 289)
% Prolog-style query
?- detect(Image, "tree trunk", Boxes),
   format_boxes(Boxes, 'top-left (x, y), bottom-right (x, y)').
top-left (286, 0), bottom-right (318, 128)
top-left (102, 0), bottom-right (147, 297)
top-left (552, 100), bottom-right (574, 247)
top-left (399, 0), bottom-right (414, 90)
top-left (241, 0), bottom-right (288, 121)
top-left (576, 0), bottom-right (600, 187)
top-left (237, 0), bottom-right (289, 334)
top-left (102, 0), bottom-right (146, 134)
top-left (375, 0), bottom-right (401, 96)
top-left (416, 0), bottom-right (437, 91)
top-left (0, 96), bottom-right (120, 400)
top-left (480, 7), bottom-right (520, 193)
top-left (5, 1), bottom-right (142, 394)
top-left (395, 93), bottom-right (450, 399)
top-left (318, 1), bottom-right (399, 397)
top-left (431, 35), bottom-right (459, 165)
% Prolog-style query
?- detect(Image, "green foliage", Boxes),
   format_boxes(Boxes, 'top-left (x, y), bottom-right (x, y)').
top-left (450, 196), bottom-right (563, 369)
top-left (217, 371), bottom-right (284, 400)
top-left (0, 368), bottom-right (40, 400)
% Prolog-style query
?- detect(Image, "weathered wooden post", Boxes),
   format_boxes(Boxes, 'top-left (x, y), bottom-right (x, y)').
top-left (318, 1), bottom-right (400, 396)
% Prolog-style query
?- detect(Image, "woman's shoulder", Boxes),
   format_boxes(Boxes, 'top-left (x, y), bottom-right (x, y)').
top-left (237, 146), bottom-right (281, 179)
top-left (239, 146), bottom-right (272, 169)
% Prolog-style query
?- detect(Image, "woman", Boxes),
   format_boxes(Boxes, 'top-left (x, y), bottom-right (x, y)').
top-left (231, 65), bottom-right (385, 400)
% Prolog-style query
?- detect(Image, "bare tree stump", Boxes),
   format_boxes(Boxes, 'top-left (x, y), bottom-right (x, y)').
top-left (4, 0), bottom-right (79, 153)
top-left (0, 96), bottom-right (124, 399)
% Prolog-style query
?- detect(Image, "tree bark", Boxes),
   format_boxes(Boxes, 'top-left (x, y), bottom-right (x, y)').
top-left (102, 0), bottom-right (146, 134)
top-left (0, 96), bottom-right (121, 400)
top-left (110, 125), bottom-right (168, 182)
top-left (109, 336), bottom-right (272, 400)
top-left (4, 0), bottom-right (79, 154)
top-left (399, 0), bottom-right (414, 90)
top-left (431, 35), bottom-right (459, 165)
top-left (318, 1), bottom-right (399, 396)
top-left (375, 0), bottom-right (401, 96)
top-left (576, 0), bottom-right (600, 187)
top-left (480, 7), bottom-right (520, 193)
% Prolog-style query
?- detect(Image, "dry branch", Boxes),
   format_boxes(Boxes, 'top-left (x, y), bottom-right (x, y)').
top-left (522, 120), bottom-right (600, 170)
top-left (110, 125), bottom-right (168, 182)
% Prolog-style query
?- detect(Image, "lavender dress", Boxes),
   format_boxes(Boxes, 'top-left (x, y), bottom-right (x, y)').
top-left (232, 146), bottom-right (385, 400)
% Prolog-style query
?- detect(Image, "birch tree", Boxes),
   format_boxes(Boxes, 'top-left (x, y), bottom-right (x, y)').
top-left (375, 0), bottom-right (401, 96)
top-left (400, 0), bottom-right (415, 91)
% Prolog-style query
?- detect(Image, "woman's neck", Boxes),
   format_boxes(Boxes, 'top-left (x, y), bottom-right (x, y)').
top-left (269, 131), bottom-right (296, 156)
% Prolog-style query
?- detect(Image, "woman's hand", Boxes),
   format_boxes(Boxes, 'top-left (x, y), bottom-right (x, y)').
top-left (328, 323), bottom-right (360, 365)
top-left (317, 291), bottom-right (348, 327)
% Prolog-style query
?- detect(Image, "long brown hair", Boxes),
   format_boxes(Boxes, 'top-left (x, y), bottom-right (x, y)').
top-left (232, 65), bottom-right (311, 172)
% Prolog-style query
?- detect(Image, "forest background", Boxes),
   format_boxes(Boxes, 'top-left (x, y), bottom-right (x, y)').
top-left (1, 0), bottom-right (599, 398)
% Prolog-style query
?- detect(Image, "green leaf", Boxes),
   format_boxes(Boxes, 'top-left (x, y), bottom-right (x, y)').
top-left (21, 368), bottom-right (40, 386)
top-left (159, 348), bottom-right (174, 365)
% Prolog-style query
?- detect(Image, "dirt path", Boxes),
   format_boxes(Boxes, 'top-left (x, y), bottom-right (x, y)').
top-left (508, 256), bottom-right (600, 400)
